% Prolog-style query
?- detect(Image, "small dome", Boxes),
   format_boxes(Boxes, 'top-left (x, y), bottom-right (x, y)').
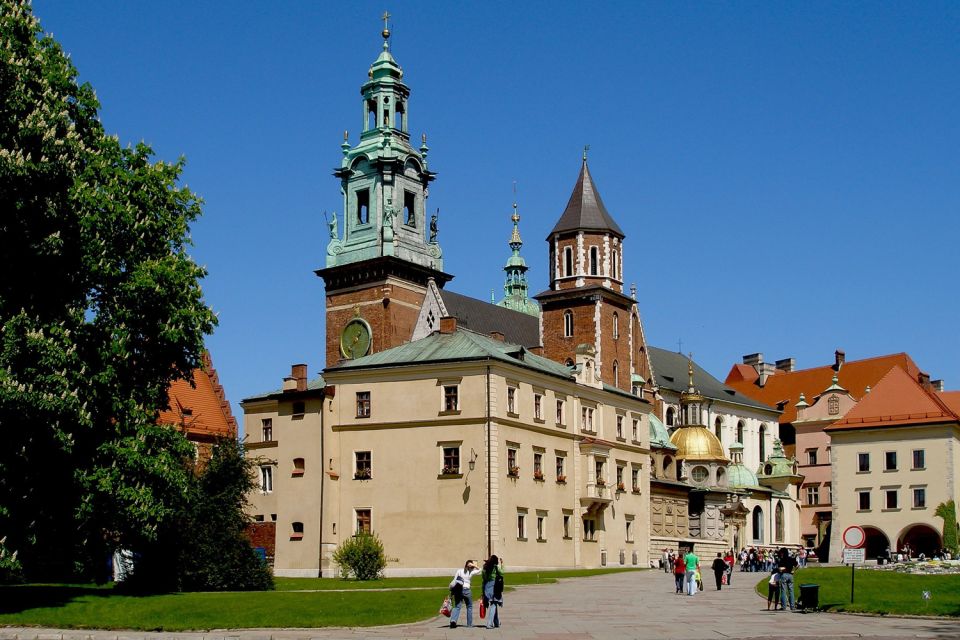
top-left (670, 426), bottom-right (727, 461)
top-left (726, 463), bottom-right (759, 488)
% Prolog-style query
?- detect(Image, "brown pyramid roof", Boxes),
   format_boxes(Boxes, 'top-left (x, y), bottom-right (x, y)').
top-left (548, 160), bottom-right (624, 238)
top-left (826, 366), bottom-right (958, 431)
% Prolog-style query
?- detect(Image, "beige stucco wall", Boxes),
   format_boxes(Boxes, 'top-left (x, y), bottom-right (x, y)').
top-left (829, 423), bottom-right (960, 560)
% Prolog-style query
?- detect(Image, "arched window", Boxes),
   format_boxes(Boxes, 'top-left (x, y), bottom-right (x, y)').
top-left (752, 506), bottom-right (764, 543)
top-left (714, 416), bottom-right (723, 440)
top-left (564, 246), bottom-right (573, 277)
top-left (736, 421), bottom-right (744, 444)
top-left (666, 407), bottom-right (675, 427)
top-left (775, 501), bottom-right (784, 542)
top-left (662, 456), bottom-right (673, 475)
top-left (563, 310), bottom-right (573, 337)
top-left (716, 467), bottom-right (726, 487)
top-left (612, 312), bottom-right (619, 339)
top-left (759, 424), bottom-right (767, 461)
top-left (589, 247), bottom-right (599, 275)
top-left (613, 361), bottom-right (619, 387)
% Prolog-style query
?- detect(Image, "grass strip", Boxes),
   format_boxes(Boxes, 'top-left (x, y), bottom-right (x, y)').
top-left (0, 568), bottom-right (643, 631)
top-left (752, 566), bottom-right (960, 617)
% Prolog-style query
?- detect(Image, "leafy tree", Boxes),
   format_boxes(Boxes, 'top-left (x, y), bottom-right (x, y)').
top-left (935, 500), bottom-right (958, 555)
top-left (332, 532), bottom-right (387, 580)
top-left (0, 0), bottom-right (216, 579)
top-left (126, 438), bottom-right (274, 592)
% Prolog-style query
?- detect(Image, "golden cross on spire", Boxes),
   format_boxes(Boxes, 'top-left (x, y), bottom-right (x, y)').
top-left (381, 11), bottom-right (392, 45)
top-left (382, 11), bottom-right (391, 28)
top-left (583, 144), bottom-right (590, 161)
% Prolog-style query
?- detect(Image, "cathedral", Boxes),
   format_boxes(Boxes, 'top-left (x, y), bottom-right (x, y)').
top-left (243, 22), bottom-right (801, 577)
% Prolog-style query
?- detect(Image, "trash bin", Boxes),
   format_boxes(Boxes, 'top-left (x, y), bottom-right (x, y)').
top-left (799, 583), bottom-right (819, 610)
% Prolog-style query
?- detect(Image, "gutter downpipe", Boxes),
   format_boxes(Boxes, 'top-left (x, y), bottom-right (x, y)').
top-left (486, 364), bottom-right (492, 558)
top-left (319, 386), bottom-right (326, 577)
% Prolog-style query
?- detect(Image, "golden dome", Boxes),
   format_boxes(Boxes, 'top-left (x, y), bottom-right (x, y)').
top-left (669, 426), bottom-right (728, 462)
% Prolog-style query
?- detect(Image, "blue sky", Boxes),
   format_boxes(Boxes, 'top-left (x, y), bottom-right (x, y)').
top-left (33, 1), bottom-right (960, 421)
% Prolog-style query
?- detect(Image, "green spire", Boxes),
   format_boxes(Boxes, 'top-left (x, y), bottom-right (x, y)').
top-left (496, 198), bottom-right (539, 316)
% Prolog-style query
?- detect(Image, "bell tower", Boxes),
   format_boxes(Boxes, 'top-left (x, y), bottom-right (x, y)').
top-left (535, 151), bottom-right (654, 397)
top-left (317, 17), bottom-right (451, 367)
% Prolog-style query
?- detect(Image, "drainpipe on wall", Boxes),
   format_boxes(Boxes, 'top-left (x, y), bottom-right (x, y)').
top-left (486, 365), bottom-right (492, 558)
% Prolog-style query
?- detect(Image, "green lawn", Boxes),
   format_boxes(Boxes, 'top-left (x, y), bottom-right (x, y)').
top-left (0, 568), bottom-right (642, 631)
top-left (754, 567), bottom-right (960, 617)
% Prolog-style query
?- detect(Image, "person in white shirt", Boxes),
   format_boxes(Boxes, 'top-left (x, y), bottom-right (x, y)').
top-left (448, 559), bottom-right (482, 628)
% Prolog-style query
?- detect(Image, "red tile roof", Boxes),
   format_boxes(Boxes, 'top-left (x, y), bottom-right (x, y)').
top-left (158, 352), bottom-right (237, 441)
top-left (724, 353), bottom-right (922, 424)
top-left (825, 366), bottom-right (959, 431)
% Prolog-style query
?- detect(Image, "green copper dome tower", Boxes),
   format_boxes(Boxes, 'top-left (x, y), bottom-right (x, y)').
top-left (497, 200), bottom-right (539, 316)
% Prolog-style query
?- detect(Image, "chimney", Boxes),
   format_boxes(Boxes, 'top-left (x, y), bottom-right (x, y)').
top-left (742, 353), bottom-right (764, 367)
top-left (490, 331), bottom-right (505, 342)
top-left (439, 316), bottom-right (457, 334)
top-left (757, 362), bottom-right (776, 388)
top-left (775, 358), bottom-right (796, 373)
top-left (834, 350), bottom-right (845, 370)
top-left (931, 379), bottom-right (945, 392)
top-left (918, 371), bottom-right (931, 390)
top-left (292, 363), bottom-right (307, 392)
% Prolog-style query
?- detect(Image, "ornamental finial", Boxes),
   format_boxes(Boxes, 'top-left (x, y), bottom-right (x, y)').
top-left (583, 144), bottom-right (590, 162)
top-left (381, 11), bottom-right (391, 48)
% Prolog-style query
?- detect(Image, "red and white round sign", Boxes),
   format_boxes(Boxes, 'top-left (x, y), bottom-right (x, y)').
top-left (842, 525), bottom-right (866, 549)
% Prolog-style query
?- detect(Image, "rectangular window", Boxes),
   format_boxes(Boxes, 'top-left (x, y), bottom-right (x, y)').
top-left (806, 449), bottom-right (817, 466)
top-left (631, 467), bottom-right (640, 492)
top-left (595, 459), bottom-right (605, 486)
top-left (583, 518), bottom-right (596, 541)
top-left (805, 485), bottom-right (819, 505)
top-left (534, 394), bottom-right (543, 420)
top-left (632, 419), bottom-right (639, 441)
top-left (537, 515), bottom-right (545, 541)
top-left (616, 416), bottom-right (624, 440)
top-left (616, 465), bottom-right (625, 491)
top-left (443, 385), bottom-right (459, 412)
top-left (355, 451), bottom-right (371, 479)
top-left (564, 246), bottom-right (573, 277)
top-left (292, 400), bottom-right (305, 417)
top-left (442, 446), bottom-right (460, 475)
top-left (403, 190), bottom-right (416, 226)
top-left (355, 188), bottom-right (370, 224)
top-left (507, 387), bottom-right (517, 414)
top-left (556, 455), bottom-right (566, 481)
top-left (885, 451), bottom-right (897, 471)
top-left (913, 487), bottom-right (926, 509)
top-left (517, 511), bottom-right (526, 540)
top-left (858, 452), bottom-right (870, 472)
top-left (533, 452), bottom-right (543, 480)
top-left (356, 508), bottom-right (371, 534)
top-left (260, 465), bottom-right (273, 493)
top-left (625, 517), bottom-right (634, 543)
top-left (912, 449), bottom-right (925, 470)
top-left (563, 514), bottom-right (571, 538)
top-left (261, 418), bottom-right (273, 442)
top-left (356, 391), bottom-right (371, 418)
top-left (556, 399), bottom-right (564, 425)
top-left (825, 483), bottom-right (833, 504)
top-left (885, 489), bottom-right (898, 509)
top-left (507, 448), bottom-right (518, 476)
top-left (858, 490), bottom-right (871, 511)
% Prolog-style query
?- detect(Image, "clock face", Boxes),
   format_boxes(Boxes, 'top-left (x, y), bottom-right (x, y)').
top-left (340, 318), bottom-right (372, 359)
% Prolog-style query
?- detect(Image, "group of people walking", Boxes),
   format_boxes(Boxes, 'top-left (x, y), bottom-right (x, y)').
top-left (667, 545), bottom-right (801, 611)
top-left (448, 555), bottom-right (504, 629)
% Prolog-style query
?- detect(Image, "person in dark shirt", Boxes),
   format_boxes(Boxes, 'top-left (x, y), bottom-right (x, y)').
top-left (711, 553), bottom-right (728, 590)
top-left (778, 548), bottom-right (797, 611)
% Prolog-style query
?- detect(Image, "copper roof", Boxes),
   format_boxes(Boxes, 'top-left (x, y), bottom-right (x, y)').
top-left (548, 160), bottom-right (624, 238)
top-left (826, 366), bottom-right (959, 431)
top-left (724, 352), bottom-right (921, 424)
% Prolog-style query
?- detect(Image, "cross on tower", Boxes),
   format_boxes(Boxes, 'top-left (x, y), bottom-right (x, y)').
top-left (583, 144), bottom-right (590, 161)
top-left (381, 11), bottom-right (391, 29)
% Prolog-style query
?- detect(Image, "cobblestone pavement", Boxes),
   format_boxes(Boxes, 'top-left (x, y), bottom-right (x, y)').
top-left (3, 569), bottom-right (959, 640)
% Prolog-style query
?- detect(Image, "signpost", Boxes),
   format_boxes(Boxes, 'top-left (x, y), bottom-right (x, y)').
top-left (842, 526), bottom-right (867, 603)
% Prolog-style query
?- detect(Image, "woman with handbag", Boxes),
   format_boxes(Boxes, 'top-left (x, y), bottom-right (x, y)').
top-left (481, 555), bottom-right (504, 629)
top-left (448, 559), bottom-right (481, 628)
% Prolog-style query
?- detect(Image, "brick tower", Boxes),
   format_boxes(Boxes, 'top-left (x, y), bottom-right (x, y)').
top-left (535, 152), bottom-right (655, 398)
top-left (316, 19), bottom-right (451, 367)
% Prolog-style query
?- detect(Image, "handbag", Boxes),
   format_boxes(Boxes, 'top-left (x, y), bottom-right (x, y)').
top-left (479, 600), bottom-right (486, 619)
top-left (440, 596), bottom-right (452, 617)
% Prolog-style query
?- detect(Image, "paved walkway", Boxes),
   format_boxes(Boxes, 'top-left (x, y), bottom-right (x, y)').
top-left (3, 570), bottom-right (959, 640)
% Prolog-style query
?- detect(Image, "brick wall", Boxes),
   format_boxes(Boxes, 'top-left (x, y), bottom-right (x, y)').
top-left (246, 521), bottom-right (276, 567)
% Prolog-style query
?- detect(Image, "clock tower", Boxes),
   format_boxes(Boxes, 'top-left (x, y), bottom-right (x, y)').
top-left (317, 18), bottom-right (451, 367)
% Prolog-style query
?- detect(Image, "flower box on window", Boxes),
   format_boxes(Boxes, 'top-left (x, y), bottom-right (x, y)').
top-left (617, 482), bottom-right (626, 492)
top-left (354, 468), bottom-right (371, 480)
top-left (632, 485), bottom-right (641, 494)
top-left (596, 478), bottom-right (606, 487)
top-left (507, 466), bottom-right (520, 478)
top-left (533, 470), bottom-right (545, 481)
top-left (556, 475), bottom-right (567, 484)
top-left (440, 465), bottom-right (460, 476)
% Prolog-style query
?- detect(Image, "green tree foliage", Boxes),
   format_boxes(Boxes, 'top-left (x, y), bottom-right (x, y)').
top-left (0, 1), bottom-right (216, 579)
top-left (935, 500), bottom-right (958, 555)
top-left (332, 532), bottom-right (387, 580)
top-left (126, 439), bottom-right (274, 592)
